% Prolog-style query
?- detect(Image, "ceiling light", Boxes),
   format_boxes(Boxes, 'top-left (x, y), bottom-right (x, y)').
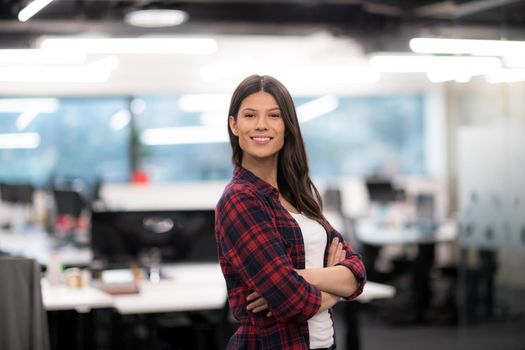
top-left (409, 38), bottom-right (525, 56)
top-left (18, 0), bottom-right (54, 22)
top-left (17, 110), bottom-right (40, 130)
top-left (110, 110), bottom-right (131, 130)
top-left (0, 56), bottom-right (118, 83)
top-left (503, 56), bottom-right (525, 68)
top-left (0, 98), bottom-right (58, 112)
top-left (141, 126), bottom-right (228, 145)
top-left (0, 49), bottom-right (86, 65)
top-left (427, 72), bottom-right (472, 83)
top-left (297, 96), bottom-right (339, 123)
top-left (264, 65), bottom-right (380, 85)
top-left (125, 9), bottom-right (188, 28)
top-left (486, 69), bottom-right (525, 83)
top-left (0, 133), bottom-right (40, 149)
top-left (369, 54), bottom-right (501, 73)
top-left (40, 37), bottom-right (217, 55)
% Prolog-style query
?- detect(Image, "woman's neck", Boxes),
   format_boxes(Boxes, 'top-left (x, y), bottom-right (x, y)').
top-left (242, 157), bottom-right (279, 188)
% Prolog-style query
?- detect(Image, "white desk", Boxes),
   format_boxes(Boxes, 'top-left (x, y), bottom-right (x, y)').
top-left (1, 229), bottom-right (394, 313)
top-left (356, 281), bottom-right (395, 303)
top-left (112, 264), bottom-right (227, 315)
top-left (42, 281), bottom-right (114, 312)
top-left (355, 219), bottom-right (458, 246)
top-left (42, 263), bottom-right (393, 314)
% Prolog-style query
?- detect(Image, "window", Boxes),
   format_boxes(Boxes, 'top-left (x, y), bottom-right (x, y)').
top-left (0, 94), bottom-right (426, 186)
top-left (0, 97), bottom-right (130, 187)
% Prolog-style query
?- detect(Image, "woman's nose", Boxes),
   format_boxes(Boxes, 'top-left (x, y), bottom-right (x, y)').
top-left (255, 116), bottom-right (268, 130)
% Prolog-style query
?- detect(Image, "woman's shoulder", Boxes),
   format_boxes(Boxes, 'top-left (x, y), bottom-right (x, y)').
top-left (218, 178), bottom-right (261, 205)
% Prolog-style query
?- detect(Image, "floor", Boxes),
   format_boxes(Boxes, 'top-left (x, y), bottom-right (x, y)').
top-left (333, 293), bottom-right (525, 350)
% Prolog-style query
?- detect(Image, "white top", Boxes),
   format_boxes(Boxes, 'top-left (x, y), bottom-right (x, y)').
top-left (289, 212), bottom-right (334, 349)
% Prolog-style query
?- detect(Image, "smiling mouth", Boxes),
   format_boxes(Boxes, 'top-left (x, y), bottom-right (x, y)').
top-left (251, 137), bottom-right (272, 142)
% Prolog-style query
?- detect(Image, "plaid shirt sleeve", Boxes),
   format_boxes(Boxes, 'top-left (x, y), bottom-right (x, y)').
top-left (326, 223), bottom-right (367, 300)
top-left (216, 184), bottom-right (322, 323)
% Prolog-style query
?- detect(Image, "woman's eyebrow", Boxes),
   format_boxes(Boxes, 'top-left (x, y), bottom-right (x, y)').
top-left (240, 107), bottom-right (281, 112)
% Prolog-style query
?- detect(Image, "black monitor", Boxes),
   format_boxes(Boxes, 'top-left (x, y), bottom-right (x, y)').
top-left (0, 183), bottom-right (34, 205)
top-left (53, 189), bottom-right (86, 217)
top-left (365, 179), bottom-right (398, 203)
top-left (90, 210), bottom-right (217, 269)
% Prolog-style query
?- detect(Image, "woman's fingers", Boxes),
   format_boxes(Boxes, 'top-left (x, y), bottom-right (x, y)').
top-left (246, 291), bottom-right (260, 302)
top-left (337, 243), bottom-right (346, 263)
top-left (327, 237), bottom-right (340, 266)
top-left (328, 238), bottom-right (346, 266)
top-left (247, 292), bottom-right (269, 313)
top-left (251, 302), bottom-right (269, 313)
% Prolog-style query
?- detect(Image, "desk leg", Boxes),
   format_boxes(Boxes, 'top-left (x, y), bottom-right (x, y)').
top-left (413, 243), bottom-right (435, 323)
top-left (344, 301), bottom-right (361, 350)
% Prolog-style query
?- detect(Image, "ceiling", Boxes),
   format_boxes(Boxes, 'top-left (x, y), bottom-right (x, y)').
top-left (1, 0), bottom-right (525, 95)
top-left (1, 0), bottom-right (525, 51)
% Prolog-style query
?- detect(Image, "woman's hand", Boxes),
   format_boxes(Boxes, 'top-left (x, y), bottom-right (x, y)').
top-left (246, 291), bottom-right (272, 317)
top-left (327, 237), bottom-right (345, 267)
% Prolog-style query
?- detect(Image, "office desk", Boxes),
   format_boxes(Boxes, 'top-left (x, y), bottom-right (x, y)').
top-left (112, 264), bottom-right (227, 315)
top-left (355, 219), bottom-right (457, 246)
top-left (2, 230), bottom-right (394, 312)
top-left (355, 218), bottom-right (457, 323)
top-left (42, 264), bottom-right (394, 313)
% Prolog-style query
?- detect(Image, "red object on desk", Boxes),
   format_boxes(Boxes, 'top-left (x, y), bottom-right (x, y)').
top-left (131, 169), bottom-right (149, 185)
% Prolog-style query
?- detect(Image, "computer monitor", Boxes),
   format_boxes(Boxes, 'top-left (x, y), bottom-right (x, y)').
top-left (0, 183), bottom-right (34, 205)
top-left (53, 189), bottom-right (86, 217)
top-left (365, 179), bottom-right (398, 203)
top-left (90, 210), bottom-right (218, 269)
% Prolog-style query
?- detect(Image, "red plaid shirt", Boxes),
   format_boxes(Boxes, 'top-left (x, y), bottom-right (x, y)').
top-left (215, 166), bottom-right (366, 350)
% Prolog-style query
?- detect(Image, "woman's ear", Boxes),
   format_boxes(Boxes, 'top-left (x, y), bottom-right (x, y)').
top-left (229, 115), bottom-right (238, 136)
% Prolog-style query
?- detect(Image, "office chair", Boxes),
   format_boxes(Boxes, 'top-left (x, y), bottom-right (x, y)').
top-left (0, 257), bottom-right (50, 350)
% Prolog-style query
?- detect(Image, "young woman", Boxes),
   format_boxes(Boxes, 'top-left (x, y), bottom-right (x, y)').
top-left (215, 75), bottom-right (366, 350)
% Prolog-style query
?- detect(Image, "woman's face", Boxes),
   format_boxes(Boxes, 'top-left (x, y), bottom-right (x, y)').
top-left (229, 91), bottom-right (285, 165)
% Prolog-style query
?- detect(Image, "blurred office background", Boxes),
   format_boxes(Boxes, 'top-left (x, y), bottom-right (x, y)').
top-left (0, 1), bottom-right (524, 349)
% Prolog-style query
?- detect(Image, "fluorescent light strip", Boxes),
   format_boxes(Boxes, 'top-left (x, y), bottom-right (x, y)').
top-left (125, 9), bottom-right (188, 28)
top-left (0, 98), bottom-right (58, 113)
top-left (109, 110), bottom-right (131, 130)
top-left (262, 65), bottom-right (380, 84)
top-left (486, 69), bottom-right (525, 83)
top-left (18, 0), bottom-right (54, 22)
top-left (40, 37), bottom-right (218, 55)
top-left (0, 133), bottom-right (40, 149)
top-left (410, 38), bottom-right (525, 56)
top-left (16, 110), bottom-right (40, 130)
top-left (141, 126), bottom-right (229, 145)
top-left (0, 49), bottom-right (86, 65)
top-left (426, 71), bottom-right (472, 83)
top-left (0, 56), bottom-right (118, 83)
top-left (503, 56), bottom-right (525, 68)
top-left (297, 96), bottom-right (339, 123)
top-left (369, 54), bottom-right (501, 73)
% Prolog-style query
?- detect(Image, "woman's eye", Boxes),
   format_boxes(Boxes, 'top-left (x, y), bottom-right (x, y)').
top-left (244, 113), bottom-right (255, 118)
top-left (269, 113), bottom-right (281, 119)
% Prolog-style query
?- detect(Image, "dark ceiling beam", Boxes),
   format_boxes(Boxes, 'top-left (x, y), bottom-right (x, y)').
top-left (415, 0), bottom-right (525, 18)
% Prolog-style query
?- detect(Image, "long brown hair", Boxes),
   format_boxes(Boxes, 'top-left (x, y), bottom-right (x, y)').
top-left (228, 74), bottom-right (328, 231)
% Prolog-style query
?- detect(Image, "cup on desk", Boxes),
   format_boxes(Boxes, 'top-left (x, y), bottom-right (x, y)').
top-left (65, 267), bottom-right (90, 288)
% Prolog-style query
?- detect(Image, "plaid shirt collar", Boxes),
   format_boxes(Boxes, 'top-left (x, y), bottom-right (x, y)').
top-left (233, 165), bottom-right (280, 200)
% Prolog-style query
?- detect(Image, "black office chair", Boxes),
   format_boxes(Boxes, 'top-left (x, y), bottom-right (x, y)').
top-left (0, 257), bottom-right (50, 350)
